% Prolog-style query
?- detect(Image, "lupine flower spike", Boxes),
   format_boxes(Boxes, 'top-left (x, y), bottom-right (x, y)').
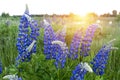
top-left (55, 26), bottom-right (66, 42)
top-left (69, 29), bottom-right (83, 59)
top-left (80, 24), bottom-right (99, 57)
top-left (0, 59), bottom-right (2, 74)
top-left (43, 19), bottom-right (57, 59)
top-left (71, 62), bottom-right (93, 80)
top-left (16, 5), bottom-right (39, 66)
top-left (91, 39), bottom-right (117, 76)
top-left (52, 40), bottom-right (69, 68)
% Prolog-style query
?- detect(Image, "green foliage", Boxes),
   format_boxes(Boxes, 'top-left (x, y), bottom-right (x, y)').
top-left (0, 24), bottom-right (18, 67)
top-left (116, 15), bottom-right (120, 22)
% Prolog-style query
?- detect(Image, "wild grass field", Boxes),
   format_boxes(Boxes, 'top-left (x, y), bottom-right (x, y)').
top-left (0, 14), bottom-right (120, 80)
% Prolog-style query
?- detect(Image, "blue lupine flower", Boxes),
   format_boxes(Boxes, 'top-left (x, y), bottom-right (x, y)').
top-left (69, 29), bottom-right (83, 59)
top-left (43, 20), bottom-right (69, 68)
top-left (45, 17), bottom-right (52, 24)
top-left (0, 60), bottom-right (2, 74)
top-left (16, 6), bottom-right (39, 65)
top-left (55, 27), bottom-right (66, 42)
top-left (18, 77), bottom-right (22, 80)
top-left (91, 39), bottom-right (116, 75)
top-left (52, 40), bottom-right (69, 68)
top-left (54, 45), bottom-right (65, 68)
top-left (43, 20), bottom-right (57, 59)
top-left (80, 24), bottom-right (98, 57)
top-left (70, 62), bottom-right (93, 80)
top-left (29, 19), bottom-right (40, 54)
top-left (16, 6), bottom-right (31, 63)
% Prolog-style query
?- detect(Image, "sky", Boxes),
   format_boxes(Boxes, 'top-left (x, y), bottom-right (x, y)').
top-left (0, 0), bottom-right (120, 16)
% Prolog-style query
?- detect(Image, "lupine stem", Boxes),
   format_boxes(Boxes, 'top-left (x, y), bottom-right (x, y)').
top-left (57, 69), bottom-right (60, 80)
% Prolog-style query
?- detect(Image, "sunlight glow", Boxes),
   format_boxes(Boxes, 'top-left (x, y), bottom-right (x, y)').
top-left (0, 0), bottom-right (119, 15)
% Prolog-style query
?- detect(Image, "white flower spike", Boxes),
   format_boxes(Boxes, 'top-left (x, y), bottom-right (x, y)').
top-left (83, 62), bottom-right (93, 73)
top-left (3, 74), bottom-right (18, 80)
top-left (80, 62), bottom-right (93, 73)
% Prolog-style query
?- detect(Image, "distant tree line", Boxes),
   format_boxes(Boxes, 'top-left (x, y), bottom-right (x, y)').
top-left (1, 12), bottom-right (10, 18)
top-left (100, 10), bottom-right (118, 17)
top-left (0, 10), bottom-right (120, 18)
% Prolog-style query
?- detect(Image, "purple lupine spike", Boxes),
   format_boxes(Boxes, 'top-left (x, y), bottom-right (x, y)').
top-left (16, 13), bottom-right (30, 61)
top-left (0, 60), bottom-right (2, 74)
top-left (52, 41), bottom-right (69, 68)
top-left (69, 29), bottom-right (83, 59)
top-left (80, 24), bottom-right (99, 57)
top-left (29, 20), bottom-right (40, 53)
top-left (55, 26), bottom-right (66, 42)
top-left (18, 77), bottom-right (22, 80)
top-left (54, 46), bottom-right (65, 68)
top-left (43, 20), bottom-right (57, 59)
top-left (42, 20), bottom-right (68, 68)
top-left (45, 17), bottom-right (52, 24)
top-left (16, 6), bottom-right (39, 66)
top-left (91, 39), bottom-right (116, 76)
top-left (70, 62), bottom-right (93, 80)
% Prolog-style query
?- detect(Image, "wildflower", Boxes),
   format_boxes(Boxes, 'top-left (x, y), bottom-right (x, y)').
top-left (42, 20), bottom-right (68, 68)
top-left (52, 40), bottom-right (69, 68)
top-left (3, 74), bottom-right (22, 80)
top-left (80, 24), bottom-right (98, 57)
top-left (16, 5), bottom-right (39, 65)
top-left (43, 19), bottom-right (57, 59)
top-left (0, 60), bottom-right (2, 74)
top-left (70, 62), bottom-right (93, 80)
top-left (69, 29), bottom-right (83, 59)
top-left (16, 40), bottom-right (36, 65)
top-left (91, 39), bottom-right (116, 76)
top-left (45, 17), bottom-right (52, 24)
top-left (55, 26), bottom-right (66, 42)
